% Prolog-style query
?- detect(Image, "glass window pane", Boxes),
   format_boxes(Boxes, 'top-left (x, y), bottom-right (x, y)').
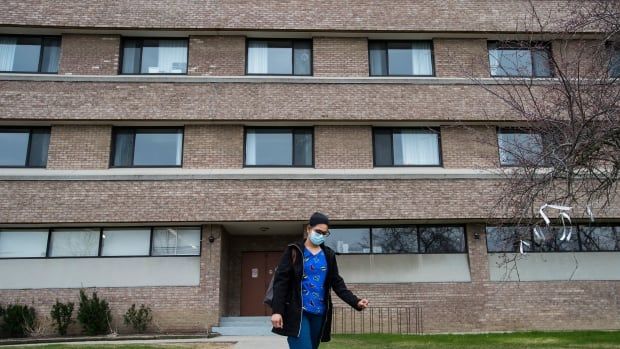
top-left (12, 37), bottom-right (42, 72)
top-left (121, 39), bottom-right (141, 74)
top-left (411, 41), bottom-right (433, 75)
top-left (373, 128), bottom-right (393, 166)
top-left (498, 131), bottom-right (543, 165)
top-left (387, 42), bottom-right (413, 75)
top-left (393, 129), bottom-right (440, 165)
top-left (489, 47), bottom-right (533, 77)
top-left (532, 48), bottom-right (552, 77)
top-left (245, 129), bottom-right (293, 166)
top-left (532, 225), bottom-right (579, 252)
top-left (371, 226), bottom-right (417, 253)
top-left (247, 40), bottom-right (269, 74)
top-left (113, 129), bottom-right (134, 166)
top-left (28, 128), bottom-right (50, 167)
top-left (49, 228), bottom-right (100, 257)
top-left (293, 129), bottom-right (312, 166)
top-left (579, 225), bottom-right (620, 251)
top-left (0, 130), bottom-right (29, 166)
top-left (41, 37), bottom-right (60, 73)
top-left (419, 226), bottom-right (465, 253)
top-left (101, 228), bottom-right (151, 256)
top-left (293, 40), bottom-right (311, 75)
top-left (325, 228), bottom-right (370, 254)
top-left (611, 47), bottom-right (620, 77)
top-left (139, 39), bottom-right (187, 74)
top-left (486, 226), bottom-right (531, 253)
top-left (267, 41), bottom-right (293, 74)
top-left (369, 41), bottom-right (387, 76)
top-left (0, 229), bottom-right (48, 258)
top-left (151, 227), bottom-right (200, 256)
top-left (0, 37), bottom-right (18, 71)
top-left (133, 129), bottom-right (183, 166)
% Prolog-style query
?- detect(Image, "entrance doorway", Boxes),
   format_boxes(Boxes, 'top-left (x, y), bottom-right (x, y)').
top-left (240, 251), bottom-right (282, 316)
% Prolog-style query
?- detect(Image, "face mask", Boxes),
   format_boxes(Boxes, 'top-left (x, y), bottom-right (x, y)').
top-left (309, 230), bottom-right (325, 246)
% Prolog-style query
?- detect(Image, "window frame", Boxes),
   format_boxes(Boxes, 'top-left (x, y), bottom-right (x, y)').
top-left (109, 126), bottom-right (185, 168)
top-left (327, 224), bottom-right (467, 255)
top-left (0, 34), bottom-right (61, 74)
top-left (367, 40), bottom-right (436, 77)
top-left (118, 37), bottom-right (189, 75)
top-left (244, 38), bottom-right (313, 76)
top-left (485, 224), bottom-right (620, 253)
top-left (372, 127), bottom-right (443, 167)
top-left (487, 40), bottom-right (554, 78)
top-left (496, 127), bottom-right (545, 167)
top-left (243, 126), bottom-right (315, 168)
top-left (0, 126), bottom-right (51, 168)
top-left (0, 226), bottom-right (202, 259)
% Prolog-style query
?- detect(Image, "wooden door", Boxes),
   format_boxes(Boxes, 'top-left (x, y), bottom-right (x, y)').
top-left (241, 251), bottom-right (282, 316)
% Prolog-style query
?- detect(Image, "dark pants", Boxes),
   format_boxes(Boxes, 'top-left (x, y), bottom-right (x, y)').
top-left (287, 311), bottom-right (325, 349)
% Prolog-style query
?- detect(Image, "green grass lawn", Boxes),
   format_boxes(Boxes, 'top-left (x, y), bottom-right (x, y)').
top-left (323, 331), bottom-right (620, 349)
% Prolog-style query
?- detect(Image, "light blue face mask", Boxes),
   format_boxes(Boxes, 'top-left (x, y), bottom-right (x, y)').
top-left (309, 230), bottom-right (325, 245)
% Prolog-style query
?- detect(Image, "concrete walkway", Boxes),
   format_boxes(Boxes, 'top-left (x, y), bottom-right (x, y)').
top-left (1, 336), bottom-right (289, 349)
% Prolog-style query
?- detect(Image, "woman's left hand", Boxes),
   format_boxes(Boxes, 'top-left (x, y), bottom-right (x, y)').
top-left (357, 298), bottom-right (369, 309)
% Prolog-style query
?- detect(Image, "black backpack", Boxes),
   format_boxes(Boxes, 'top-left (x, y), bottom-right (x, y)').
top-left (264, 247), bottom-right (297, 307)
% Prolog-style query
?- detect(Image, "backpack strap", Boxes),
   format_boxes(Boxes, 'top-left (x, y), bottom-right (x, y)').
top-left (291, 247), bottom-right (298, 264)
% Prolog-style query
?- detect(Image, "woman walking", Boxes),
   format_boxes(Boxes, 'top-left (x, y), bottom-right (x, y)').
top-left (270, 212), bottom-right (369, 349)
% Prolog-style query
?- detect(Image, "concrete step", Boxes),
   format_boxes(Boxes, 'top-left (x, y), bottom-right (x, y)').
top-left (213, 316), bottom-right (275, 336)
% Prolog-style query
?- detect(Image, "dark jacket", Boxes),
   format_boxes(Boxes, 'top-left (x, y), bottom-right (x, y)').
top-left (271, 239), bottom-right (362, 342)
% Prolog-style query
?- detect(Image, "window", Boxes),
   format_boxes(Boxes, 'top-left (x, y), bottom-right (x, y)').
top-left (488, 41), bottom-right (552, 77)
top-left (151, 227), bottom-right (201, 256)
top-left (0, 127), bottom-right (50, 167)
top-left (325, 225), bottom-right (465, 254)
top-left (579, 225), bottom-right (620, 251)
top-left (485, 226), bottom-right (532, 253)
top-left (0, 35), bottom-right (60, 73)
top-left (373, 128), bottom-right (441, 166)
top-left (369, 41), bottom-right (433, 76)
top-left (246, 39), bottom-right (312, 75)
top-left (101, 228), bottom-right (151, 256)
top-left (609, 42), bottom-right (620, 78)
top-left (0, 229), bottom-right (48, 258)
top-left (111, 127), bottom-right (183, 167)
top-left (121, 38), bottom-right (188, 74)
top-left (49, 228), bottom-right (100, 257)
top-left (245, 127), bottom-right (313, 167)
top-left (497, 129), bottom-right (544, 166)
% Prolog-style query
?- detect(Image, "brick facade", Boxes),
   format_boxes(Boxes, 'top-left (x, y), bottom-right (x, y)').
top-left (188, 36), bottom-right (246, 76)
top-left (46, 125), bottom-right (111, 169)
top-left (58, 34), bottom-right (120, 75)
top-left (315, 125), bottom-right (373, 169)
top-left (313, 37), bottom-right (369, 77)
top-left (183, 124), bottom-right (244, 168)
top-left (434, 39), bottom-right (489, 78)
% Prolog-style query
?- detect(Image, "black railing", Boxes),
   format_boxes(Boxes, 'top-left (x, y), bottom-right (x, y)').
top-left (331, 306), bottom-right (423, 334)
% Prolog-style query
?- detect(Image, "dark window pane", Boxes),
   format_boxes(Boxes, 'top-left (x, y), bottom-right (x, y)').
top-left (113, 129), bottom-right (134, 166)
top-left (325, 228), bottom-right (371, 254)
top-left (245, 129), bottom-right (293, 166)
top-left (293, 129), bottom-right (312, 166)
top-left (532, 48), bottom-right (552, 77)
top-left (369, 41), bottom-right (387, 76)
top-left (293, 40), bottom-right (311, 75)
top-left (579, 225), bottom-right (620, 251)
top-left (121, 39), bottom-right (141, 74)
top-left (532, 225), bottom-right (579, 252)
top-left (12, 37), bottom-right (42, 72)
top-left (373, 128), bottom-right (393, 166)
top-left (486, 226), bottom-right (531, 253)
top-left (28, 128), bottom-right (50, 167)
top-left (419, 226), bottom-right (465, 253)
top-left (0, 130), bottom-right (29, 166)
top-left (387, 42), bottom-right (413, 75)
top-left (371, 226), bottom-right (418, 253)
top-left (498, 131), bottom-right (543, 166)
top-left (133, 129), bottom-right (183, 166)
top-left (393, 129), bottom-right (440, 165)
top-left (41, 37), bottom-right (60, 73)
top-left (610, 46), bottom-right (620, 77)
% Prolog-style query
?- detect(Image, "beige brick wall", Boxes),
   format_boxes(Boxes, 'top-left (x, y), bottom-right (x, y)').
top-left (0, 224), bottom-right (223, 334)
top-left (47, 125), bottom-right (111, 169)
top-left (58, 34), bottom-right (120, 75)
top-left (183, 124), bottom-right (244, 168)
top-left (188, 36), bottom-right (246, 76)
top-left (313, 37), bottom-right (368, 77)
top-left (315, 125), bottom-right (373, 168)
top-left (440, 125), bottom-right (499, 168)
top-left (434, 39), bottom-right (489, 78)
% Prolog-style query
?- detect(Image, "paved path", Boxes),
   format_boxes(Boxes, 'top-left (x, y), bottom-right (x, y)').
top-left (1, 336), bottom-right (289, 349)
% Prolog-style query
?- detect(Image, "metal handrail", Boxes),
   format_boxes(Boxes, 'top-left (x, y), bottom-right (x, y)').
top-left (331, 306), bottom-right (423, 334)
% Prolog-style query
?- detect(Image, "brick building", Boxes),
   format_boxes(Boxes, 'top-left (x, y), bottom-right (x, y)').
top-left (0, 0), bottom-right (619, 335)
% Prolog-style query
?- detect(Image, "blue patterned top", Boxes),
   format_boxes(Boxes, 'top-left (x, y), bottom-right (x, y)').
top-left (301, 246), bottom-right (328, 315)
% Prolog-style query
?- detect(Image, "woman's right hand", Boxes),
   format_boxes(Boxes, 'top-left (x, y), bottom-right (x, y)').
top-left (271, 313), bottom-right (283, 328)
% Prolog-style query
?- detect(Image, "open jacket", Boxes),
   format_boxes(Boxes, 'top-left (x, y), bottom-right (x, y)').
top-left (271, 239), bottom-right (362, 342)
